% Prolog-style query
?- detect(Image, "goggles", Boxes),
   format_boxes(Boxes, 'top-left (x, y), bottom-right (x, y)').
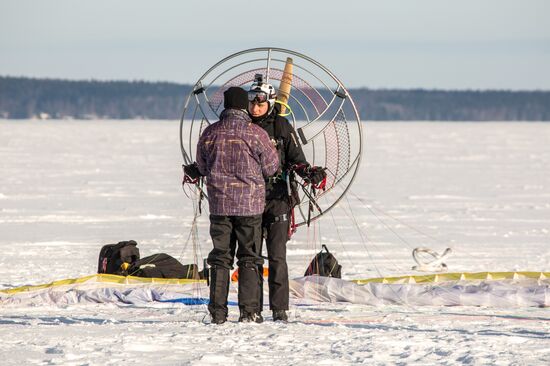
top-left (248, 90), bottom-right (270, 103)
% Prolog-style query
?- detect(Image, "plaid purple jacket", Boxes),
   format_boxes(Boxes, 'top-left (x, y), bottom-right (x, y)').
top-left (196, 109), bottom-right (279, 216)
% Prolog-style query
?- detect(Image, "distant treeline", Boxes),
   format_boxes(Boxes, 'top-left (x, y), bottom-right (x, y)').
top-left (1, 76), bottom-right (549, 121)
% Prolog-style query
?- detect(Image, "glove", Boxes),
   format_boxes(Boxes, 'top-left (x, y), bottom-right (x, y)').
top-left (183, 162), bottom-right (202, 180)
top-left (293, 164), bottom-right (310, 180)
top-left (308, 166), bottom-right (327, 187)
top-left (294, 164), bottom-right (327, 186)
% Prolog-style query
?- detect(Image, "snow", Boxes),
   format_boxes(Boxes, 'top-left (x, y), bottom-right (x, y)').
top-left (1, 120), bottom-right (549, 365)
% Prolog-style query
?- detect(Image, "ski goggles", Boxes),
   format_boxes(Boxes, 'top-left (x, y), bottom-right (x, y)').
top-left (248, 90), bottom-right (270, 103)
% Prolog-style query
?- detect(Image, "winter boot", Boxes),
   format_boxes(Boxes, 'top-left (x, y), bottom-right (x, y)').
top-left (273, 310), bottom-right (288, 322)
top-left (239, 310), bottom-right (263, 323)
top-left (210, 312), bottom-right (227, 325)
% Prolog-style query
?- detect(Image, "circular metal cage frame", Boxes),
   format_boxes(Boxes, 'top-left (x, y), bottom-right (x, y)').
top-left (180, 47), bottom-right (363, 227)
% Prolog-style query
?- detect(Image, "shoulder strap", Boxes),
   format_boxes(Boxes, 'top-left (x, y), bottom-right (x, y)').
top-left (273, 115), bottom-right (284, 139)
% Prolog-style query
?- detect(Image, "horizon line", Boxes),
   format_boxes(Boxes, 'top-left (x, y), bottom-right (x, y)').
top-left (2, 75), bottom-right (549, 93)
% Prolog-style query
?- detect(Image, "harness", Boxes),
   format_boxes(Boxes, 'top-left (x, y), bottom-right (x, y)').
top-left (263, 116), bottom-right (310, 239)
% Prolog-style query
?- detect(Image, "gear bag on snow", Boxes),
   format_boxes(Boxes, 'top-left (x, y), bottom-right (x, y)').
top-left (97, 240), bottom-right (140, 275)
top-left (130, 253), bottom-right (202, 279)
top-left (304, 245), bottom-right (342, 278)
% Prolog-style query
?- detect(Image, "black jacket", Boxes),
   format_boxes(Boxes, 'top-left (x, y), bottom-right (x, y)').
top-left (253, 106), bottom-right (308, 201)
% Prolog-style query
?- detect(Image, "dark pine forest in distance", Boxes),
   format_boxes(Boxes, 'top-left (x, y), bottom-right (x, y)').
top-left (1, 76), bottom-right (549, 121)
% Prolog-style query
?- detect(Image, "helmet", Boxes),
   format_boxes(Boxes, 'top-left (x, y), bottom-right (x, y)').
top-left (248, 74), bottom-right (277, 115)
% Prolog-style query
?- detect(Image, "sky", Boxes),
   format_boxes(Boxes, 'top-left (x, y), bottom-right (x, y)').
top-left (0, 0), bottom-right (549, 90)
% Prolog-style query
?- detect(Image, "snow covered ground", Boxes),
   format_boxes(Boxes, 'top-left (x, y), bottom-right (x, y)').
top-left (1, 120), bottom-right (549, 365)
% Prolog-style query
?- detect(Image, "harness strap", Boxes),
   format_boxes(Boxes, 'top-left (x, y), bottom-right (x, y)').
top-left (264, 213), bottom-right (288, 224)
top-left (198, 188), bottom-right (203, 215)
top-left (288, 208), bottom-right (297, 240)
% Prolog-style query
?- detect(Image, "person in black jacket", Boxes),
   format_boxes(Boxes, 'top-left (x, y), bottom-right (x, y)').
top-left (247, 75), bottom-right (326, 322)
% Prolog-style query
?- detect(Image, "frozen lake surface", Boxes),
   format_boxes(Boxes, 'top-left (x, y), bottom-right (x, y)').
top-left (1, 120), bottom-right (549, 365)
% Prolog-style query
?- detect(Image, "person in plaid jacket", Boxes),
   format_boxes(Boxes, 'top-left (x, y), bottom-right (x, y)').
top-left (194, 86), bottom-right (279, 324)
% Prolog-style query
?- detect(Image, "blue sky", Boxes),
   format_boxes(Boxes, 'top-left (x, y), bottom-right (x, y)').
top-left (1, 0), bottom-right (548, 89)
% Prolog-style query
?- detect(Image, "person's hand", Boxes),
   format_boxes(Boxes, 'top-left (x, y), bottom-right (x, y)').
top-left (293, 164), bottom-right (310, 180)
top-left (294, 164), bottom-right (327, 187)
top-left (309, 166), bottom-right (327, 186)
top-left (183, 162), bottom-right (202, 180)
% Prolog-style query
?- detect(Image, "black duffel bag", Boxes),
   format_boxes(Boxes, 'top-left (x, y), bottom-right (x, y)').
top-left (304, 245), bottom-right (342, 278)
top-left (98, 240), bottom-right (140, 276)
top-left (130, 253), bottom-right (201, 279)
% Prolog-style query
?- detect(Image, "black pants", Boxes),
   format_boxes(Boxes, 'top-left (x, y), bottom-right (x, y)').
top-left (207, 214), bottom-right (263, 318)
top-left (261, 199), bottom-right (291, 311)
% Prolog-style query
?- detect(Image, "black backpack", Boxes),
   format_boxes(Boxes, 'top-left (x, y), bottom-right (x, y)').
top-left (304, 245), bottom-right (342, 278)
top-left (98, 240), bottom-right (140, 275)
top-left (130, 253), bottom-right (202, 279)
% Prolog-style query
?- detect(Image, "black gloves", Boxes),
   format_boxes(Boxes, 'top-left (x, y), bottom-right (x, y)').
top-left (295, 164), bottom-right (327, 187)
top-left (309, 166), bottom-right (327, 186)
top-left (183, 162), bottom-right (202, 180)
